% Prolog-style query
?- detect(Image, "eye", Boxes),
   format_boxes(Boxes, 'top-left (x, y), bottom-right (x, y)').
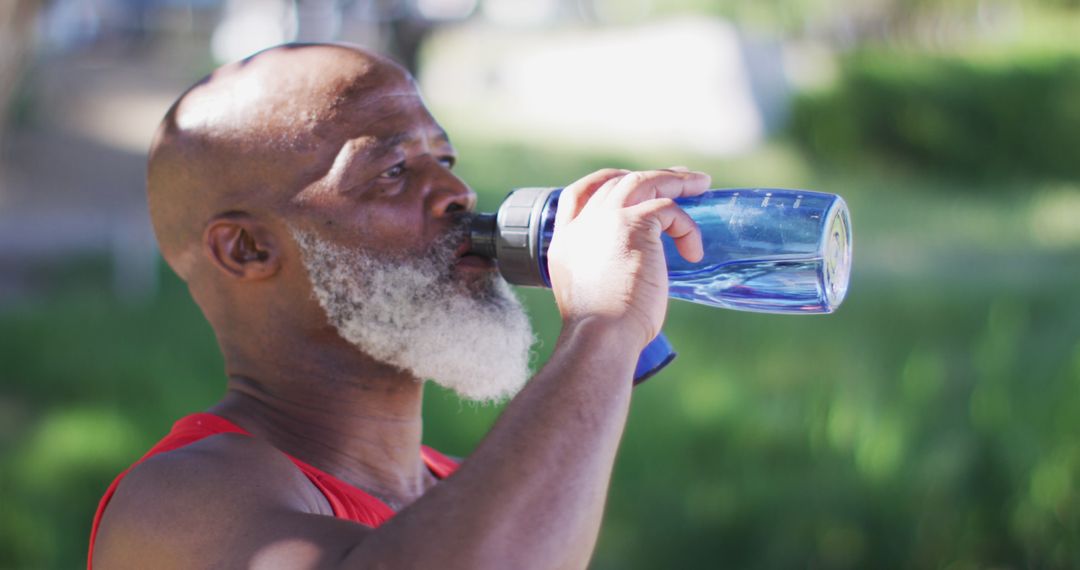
top-left (380, 162), bottom-right (406, 179)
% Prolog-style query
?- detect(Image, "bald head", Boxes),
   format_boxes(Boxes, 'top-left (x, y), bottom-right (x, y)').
top-left (141, 42), bottom-right (509, 397)
top-left (147, 43), bottom-right (413, 279)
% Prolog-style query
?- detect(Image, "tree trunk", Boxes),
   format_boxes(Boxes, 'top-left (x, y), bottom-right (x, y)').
top-left (0, 0), bottom-right (39, 154)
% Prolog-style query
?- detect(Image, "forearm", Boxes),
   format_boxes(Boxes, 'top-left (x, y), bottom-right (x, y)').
top-left (345, 317), bottom-right (638, 569)
top-left (338, 165), bottom-right (707, 569)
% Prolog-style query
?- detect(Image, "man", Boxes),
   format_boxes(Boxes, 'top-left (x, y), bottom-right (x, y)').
top-left (89, 42), bottom-right (709, 569)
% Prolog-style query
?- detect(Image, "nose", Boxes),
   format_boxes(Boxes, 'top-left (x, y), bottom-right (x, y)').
top-left (427, 164), bottom-right (476, 217)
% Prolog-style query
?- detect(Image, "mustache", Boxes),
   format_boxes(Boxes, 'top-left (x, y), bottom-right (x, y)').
top-left (433, 213), bottom-right (473, 253)
top-left (294, 214), bottom-right (477, 273)
top-left (447, 211), bottom-right (474, 242)
top-left (423, 212), bottom-right (474, 268)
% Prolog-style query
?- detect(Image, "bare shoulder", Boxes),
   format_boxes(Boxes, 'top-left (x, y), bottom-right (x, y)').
top-left (92, 433), bottom-right (331, 569)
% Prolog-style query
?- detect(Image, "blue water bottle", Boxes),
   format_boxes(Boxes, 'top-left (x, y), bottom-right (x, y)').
top-left (468, 187), bottom-right (853, 383)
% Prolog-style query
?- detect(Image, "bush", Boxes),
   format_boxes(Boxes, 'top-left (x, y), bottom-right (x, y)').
top-left (790, 51), bottom-right (1080, 182)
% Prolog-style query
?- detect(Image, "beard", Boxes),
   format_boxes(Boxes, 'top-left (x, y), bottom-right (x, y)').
top-left (291, 222), bottom-right (535, 404)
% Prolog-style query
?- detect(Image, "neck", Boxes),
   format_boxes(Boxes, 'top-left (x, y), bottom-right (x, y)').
top-left (209, 333), bottom-right (434, 510)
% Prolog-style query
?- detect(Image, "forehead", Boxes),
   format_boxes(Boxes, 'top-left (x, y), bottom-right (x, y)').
top-left (287, 80), bottom-right (450, 204)
top-left (178, 47), bottom-right (438, 147)
top-left (317, 78), bottom-right (442, 142)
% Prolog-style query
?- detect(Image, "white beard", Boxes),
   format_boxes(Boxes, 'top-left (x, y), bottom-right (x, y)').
top-left (291, 226), bottom-right (535, 404)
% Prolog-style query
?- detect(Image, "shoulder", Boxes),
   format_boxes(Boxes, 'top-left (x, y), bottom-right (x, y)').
top-left (92, 433), bottom-right (330, 569)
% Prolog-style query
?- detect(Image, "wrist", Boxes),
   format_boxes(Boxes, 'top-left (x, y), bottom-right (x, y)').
top-left (546, 315), bottom-right (641, 394)
top-left (559, 314), bottom-right (652, 356)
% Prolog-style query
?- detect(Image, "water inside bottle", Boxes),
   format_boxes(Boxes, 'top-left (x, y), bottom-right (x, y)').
top-left (668, 255), bottom-right (835, 313)
top-left (664, 189), bottom-right (852, 314)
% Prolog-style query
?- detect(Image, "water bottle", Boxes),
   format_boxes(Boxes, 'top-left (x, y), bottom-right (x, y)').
top-left (468, 187), bottom-right (853, 382)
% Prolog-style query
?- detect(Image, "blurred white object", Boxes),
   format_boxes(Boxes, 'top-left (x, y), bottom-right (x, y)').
top-left (417, 0), bottom-right (479, 21)
top-left (420, 18), bottom-right (788, 155)
top-left (294, 0), bottom-right (342, 42)
top-left (212, 0), bottom-right (294, 63)
top-left (38, 0), bottom-right (103, 50)
top-left (482, 0), bottom-right (560, 26)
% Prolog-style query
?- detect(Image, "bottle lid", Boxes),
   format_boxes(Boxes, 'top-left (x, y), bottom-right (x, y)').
top-left (492, 187), bottom-right (559, 288)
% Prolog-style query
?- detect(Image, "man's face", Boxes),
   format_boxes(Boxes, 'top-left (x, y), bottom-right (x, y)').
top-left (287, 73), bottom-right (535, 402)
top-left (289, 72), bottom-right (473, 263)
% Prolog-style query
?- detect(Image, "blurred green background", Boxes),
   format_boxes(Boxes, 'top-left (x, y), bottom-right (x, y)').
top-left (2, 0), bottom-right (1080, 568)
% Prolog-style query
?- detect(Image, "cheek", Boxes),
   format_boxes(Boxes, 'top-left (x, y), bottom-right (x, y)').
top-left (274, 255), bottom-right (334, 330)
top-left (344, 204), bottom-right (428, 252)
top-left (299, 191), bottom-right (429, 252)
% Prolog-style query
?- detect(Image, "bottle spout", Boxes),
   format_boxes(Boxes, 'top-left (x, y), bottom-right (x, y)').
top-left (468, 213), bottom-right (498, 259)
top-left (471, 187), bottom-right (559, 288)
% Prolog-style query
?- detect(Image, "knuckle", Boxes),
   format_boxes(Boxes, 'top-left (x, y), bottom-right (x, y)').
top-left (638, 198), bottom-right (675, 215)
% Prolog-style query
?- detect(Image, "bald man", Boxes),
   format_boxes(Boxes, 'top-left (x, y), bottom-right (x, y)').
top-left (88, 43), bottom-right (709, 569)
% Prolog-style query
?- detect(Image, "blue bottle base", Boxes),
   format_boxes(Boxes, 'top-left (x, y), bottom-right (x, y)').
top-left (633, 332), bottom-right (677, 385)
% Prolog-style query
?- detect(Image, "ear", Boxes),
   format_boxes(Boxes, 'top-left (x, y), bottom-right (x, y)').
top-left (203, 213), bottom-right (282, 280)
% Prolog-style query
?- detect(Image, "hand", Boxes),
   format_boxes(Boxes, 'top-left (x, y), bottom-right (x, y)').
top-left (546, 168), bottom-right (710, 350)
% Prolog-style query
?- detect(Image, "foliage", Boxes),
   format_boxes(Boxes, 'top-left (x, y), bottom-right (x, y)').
top-left (2, 140), bottom-right (1080, 568)
top-left (635, 0), bottom-right (1079, 40)
top-left (790, 49), bottom-right (1080, 182)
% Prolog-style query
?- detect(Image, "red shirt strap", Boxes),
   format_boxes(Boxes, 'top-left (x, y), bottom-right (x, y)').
top-left (88, 413), bottom-right (459, 569)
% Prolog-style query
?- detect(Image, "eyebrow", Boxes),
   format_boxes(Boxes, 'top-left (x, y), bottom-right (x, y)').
top-left (355, 129), bottom-right (452, 163)
top-left (328, 129), bottom-right (453, 188)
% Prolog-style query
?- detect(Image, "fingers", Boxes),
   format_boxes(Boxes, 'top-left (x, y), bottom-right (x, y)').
top-left (556, 167), bottom-right (709, 263)
top-left (628, 198), bottom-right (704, 263)
top-left (605, 169), bottom-right (710, 207)
top-left (586, 174), bottom-right (628, 210)
top-left (554, 168), bottom-right (629, 230)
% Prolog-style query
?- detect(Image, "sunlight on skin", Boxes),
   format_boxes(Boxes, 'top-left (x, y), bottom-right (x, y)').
top-left (174, 71), bottom-right (269, 133)
top-left (250, 538), bottom-right (323, 569)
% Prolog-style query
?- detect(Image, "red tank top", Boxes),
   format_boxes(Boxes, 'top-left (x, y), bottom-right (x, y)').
top-left (88, 413), bottom-right (459, 569)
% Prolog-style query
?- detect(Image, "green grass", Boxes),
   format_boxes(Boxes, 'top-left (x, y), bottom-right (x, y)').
top-left (2, 140), bottom-right (1079, 568)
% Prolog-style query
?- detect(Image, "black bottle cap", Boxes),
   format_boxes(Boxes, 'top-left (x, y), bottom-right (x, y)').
top-left (467, 213), bottom-right (498, 258)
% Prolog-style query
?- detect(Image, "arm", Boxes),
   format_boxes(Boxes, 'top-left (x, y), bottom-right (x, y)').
top-left (93, 168), bottom-right (709, 570)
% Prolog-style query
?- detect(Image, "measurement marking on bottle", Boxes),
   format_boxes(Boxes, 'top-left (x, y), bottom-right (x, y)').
top-left (761, 192), bottom-right (772, 207)
top-left (793, 196), bottom-right (803, 209)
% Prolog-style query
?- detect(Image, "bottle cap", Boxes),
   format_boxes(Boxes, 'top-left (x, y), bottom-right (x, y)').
top-left (490, 187), bottom-right (559, 287)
